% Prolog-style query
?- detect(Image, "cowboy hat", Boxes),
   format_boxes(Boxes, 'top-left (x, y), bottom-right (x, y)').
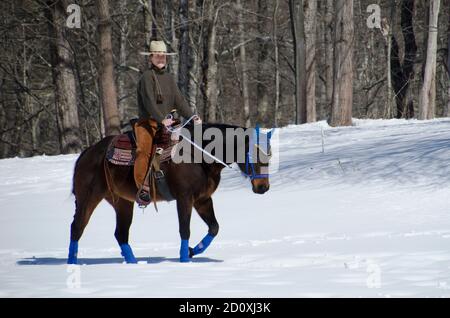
top-left (139, 40), bottom-right (177, 56)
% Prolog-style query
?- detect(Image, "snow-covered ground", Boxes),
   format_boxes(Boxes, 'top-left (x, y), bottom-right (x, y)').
top-left (1, 119), bottom-right (450, 297)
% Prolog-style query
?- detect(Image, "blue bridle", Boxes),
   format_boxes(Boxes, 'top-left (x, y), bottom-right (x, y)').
top-left (241, 126), bottom-right (273, 180)
top-left (243, 152), bottom-right (269, 180)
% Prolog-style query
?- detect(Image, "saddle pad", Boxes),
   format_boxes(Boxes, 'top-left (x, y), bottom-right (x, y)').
top-left (106, 133), bottom-right (136, 166)
top-left (106, 130), bottom-right (178, 166)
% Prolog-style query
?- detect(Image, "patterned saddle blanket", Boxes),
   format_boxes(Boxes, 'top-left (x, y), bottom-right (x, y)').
top-left (106, 129), bottom-right (178, 166)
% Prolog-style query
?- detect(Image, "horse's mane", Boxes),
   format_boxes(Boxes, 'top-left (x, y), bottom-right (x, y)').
top-left (200, 122), bottom-right (244, 131)
top-left (183, 122), bottom-right (247, 136)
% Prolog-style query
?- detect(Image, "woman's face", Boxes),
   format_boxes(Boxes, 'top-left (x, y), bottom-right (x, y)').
top-left (151, 53), bottom-right (167, 69)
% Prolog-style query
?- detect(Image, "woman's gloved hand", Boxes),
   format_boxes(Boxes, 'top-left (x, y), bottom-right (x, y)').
top-left (162, 117), bottom-right (174, 127)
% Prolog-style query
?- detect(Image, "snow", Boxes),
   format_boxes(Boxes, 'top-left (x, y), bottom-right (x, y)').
top-left (1, 118), bottom-right (450, 297)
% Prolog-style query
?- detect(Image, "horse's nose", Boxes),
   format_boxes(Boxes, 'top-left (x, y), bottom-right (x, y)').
top-left (255, 183), bottom-right (269, 194)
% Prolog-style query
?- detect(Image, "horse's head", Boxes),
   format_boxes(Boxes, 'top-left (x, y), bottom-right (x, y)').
top-left (239, 125), bottom-right (274, 194)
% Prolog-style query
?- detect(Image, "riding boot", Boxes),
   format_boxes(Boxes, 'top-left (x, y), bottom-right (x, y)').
top-left (134, 119), bottom-right (158, 205)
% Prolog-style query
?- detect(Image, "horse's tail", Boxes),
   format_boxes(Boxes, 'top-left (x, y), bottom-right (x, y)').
top-left (71, 136), bottom-right (114, 197)
top-left (72, 147), bottom-right (90, 195)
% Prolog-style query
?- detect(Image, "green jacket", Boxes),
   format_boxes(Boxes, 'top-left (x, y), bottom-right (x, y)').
top-left (137, 65), bottom-right (194, 122)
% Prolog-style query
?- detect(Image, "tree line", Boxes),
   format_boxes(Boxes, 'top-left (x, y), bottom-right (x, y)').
top-left (0, 0), bottom-right (449, 158)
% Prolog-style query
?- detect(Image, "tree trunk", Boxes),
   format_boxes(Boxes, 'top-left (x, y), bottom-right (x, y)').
top-left (188, 2), bottom-right (201, 112)
top-left (96, 0), bottom-right (121, 136)
top-left (289, 0), bottom-right (307, 124)
top-left (386, 26), bottom-right (393, 118)
top-left (237, 0), bottom-right (250, 128)
top-left (165, 0), bottom-right (178, 78)
top-left (381, 1), bottom-right (396, 118)
top-left (447, 2), bottom-right (450, 117)
top-left (391, 0), bottom-right (417, 119)
top-left (273, 0), bottom-right (280, 127)
top-left (118, 0), bottom-right (129, 123)
top-left (46, 0), bottom-right (82, 154)
top-left (257, 0), bottom-right (270, 126)
top-left (203, 0), bottom-right (219, 123)
top-left (304, 0), bottom-right (317, 122)
top-left (143, 0), bottom-right (153, 56)
top-left (324, 0), bottom-right (334, 117)
top-left (329, 0), bottom-right (353, 127)
top-left (151, 0), bottom-right (159, 39)
top-left (419, 0), bottom-right (441, 120)
top-left (178, 0), bottom-right (189, 99)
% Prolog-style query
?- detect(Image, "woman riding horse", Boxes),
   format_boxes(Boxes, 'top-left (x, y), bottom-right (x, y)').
top-left (67, 41), bottom-right (272, 264)
top-left (134, 40), bottom-right (202, 206)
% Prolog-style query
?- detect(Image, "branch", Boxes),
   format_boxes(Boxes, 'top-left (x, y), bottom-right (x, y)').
top-left (0, 64), bottom-right (53, 135)
top-left (220, 36), bottom-right (270, 58)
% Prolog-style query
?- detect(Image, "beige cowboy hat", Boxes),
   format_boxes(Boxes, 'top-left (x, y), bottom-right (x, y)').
top-left (139, 40), bottom-right (177, 56)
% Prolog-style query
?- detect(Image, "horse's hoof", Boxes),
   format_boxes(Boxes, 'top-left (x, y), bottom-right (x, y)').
top-left (180, 257), bottom-right (191, 263)
top-left (120, 244), bottom-right (137, 264)
top-left (122, 254), bottom-right (137, 264)
top-left (68, 241), bottom-right (78, 265)
top-left (125, 258), bottom-right (138, 264)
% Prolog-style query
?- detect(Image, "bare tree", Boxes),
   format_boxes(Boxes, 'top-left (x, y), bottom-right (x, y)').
top-left (447, 1), bottom-right (450, 116)
top-left (118, 0), bottom-right (130, 123)
top-left (324, 0), bottom-right (334, 116)
top-left (188, 1), bottom-right (202, 111)
top-left (236, 0), bottom-right (250, 127)
top-left (272, 0), bottom-right (281, 127)
top-left (203, 0), bottom-right (222, 123)
top-left (164, 0), bottom-right (178, 78)
top-left (142, 0), bottom-right (153, 51)
top-left (391, 0), bottom-right (417, 119)
top-left (304, 0), bottom-right (317, 122)
top-left (96, 0), bottom-right (120, 136)
top-left (289, 0), bottom-right (307, 124)
top-left (329, 0), bottom-right (353, 127)
top-left (178, 0), bottom-right (189, 99)
top-left (380, 1), bottom-right (397, 119)
top-left (419, 0), bottom-right (441, 120)
top-left (257, 0), bottom-right (270, 126)
top-left (46, 0), bottom-right (82, 153)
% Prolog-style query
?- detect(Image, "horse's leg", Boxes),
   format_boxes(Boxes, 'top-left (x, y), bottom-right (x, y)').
top-left (177, 198), bottom-right (193, 262)
top-left (190, 197), bottom-right (219, 258)
top-left (105, 196), bottom-right (137, 264)
top-left (68, 187), bottom-right (105, 264)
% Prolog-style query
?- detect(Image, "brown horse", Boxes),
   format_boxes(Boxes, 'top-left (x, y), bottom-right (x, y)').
top-left (68, 123), bottom-right (273, 264)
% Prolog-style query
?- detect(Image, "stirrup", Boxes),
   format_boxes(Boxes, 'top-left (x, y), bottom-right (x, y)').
top-left (136, 188), bottom-right (151, 207)
top-left (153, 170), bottom-right (164, 179)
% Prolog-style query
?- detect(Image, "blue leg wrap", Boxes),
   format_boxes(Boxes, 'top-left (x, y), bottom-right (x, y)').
top-left (120, 244), bottom-right (137, 264)
top-left (192, 234), bottom-right (215, 256)
top-left (180, 239), bottom-right (190, 262)
top-left (67, 241), bottom-right (78, 264)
